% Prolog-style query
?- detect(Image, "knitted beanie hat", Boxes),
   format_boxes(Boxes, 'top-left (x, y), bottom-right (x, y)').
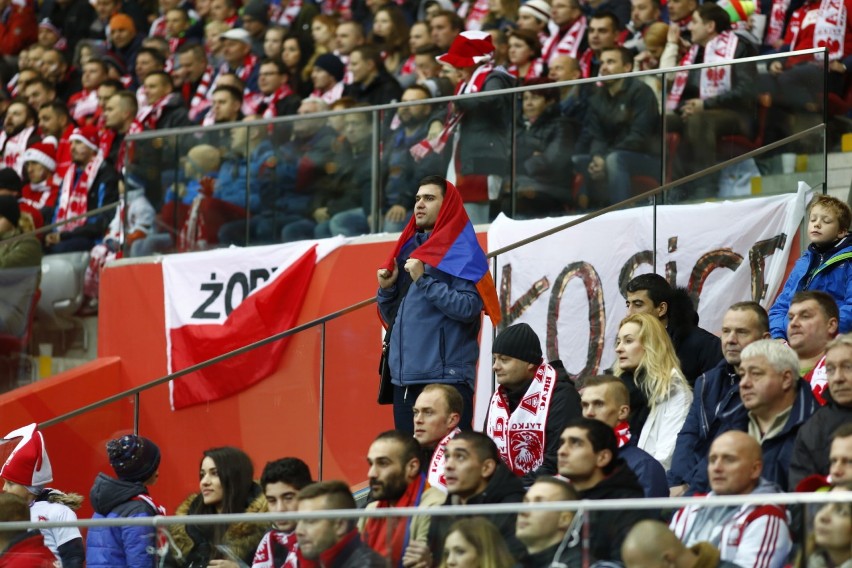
top-left (0, 168), bottom-right (22, 194)
top-left (0, 195), bottom-right (20, 228)
top-left (314, 53), bottom-right (345, 82)
top-left (106, 435), bottom-right (161, 483)
top-left (492, 323), bottom-right (543, 365)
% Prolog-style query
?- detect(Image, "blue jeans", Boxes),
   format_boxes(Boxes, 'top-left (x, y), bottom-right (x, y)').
top-left (574, 151), bottom-right (661, 206)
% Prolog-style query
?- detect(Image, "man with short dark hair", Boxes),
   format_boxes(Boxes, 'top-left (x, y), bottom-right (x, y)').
top-left (581, 375), bottom-right (668, 497)
top-left (485, 323), bottom-right (581, 485)
top-left (343, 45), bottom-right (402, 106)
top-left (252, 457), bottom-right (313, 568)
top-left (360, 431), bottom-right (444, 566)
top-left (24, 79), bottom-right (57, 114)
top-left (669, 301), bottom-right (770, 496)
top-left (138, 72), bottom-right (192, 130)
top-left (256, 58), bottom-right (301, 119)
top-left (176, 43), bottom-right (215, 122)
top-left (790, 333), bottom-right (852, 489)
top-left (828, 423), bottom-right (852, 485)
top-left (426, 431), bottom-right (526, 563)
top-left (100, 91), bottom-right (141, 172)
top-left (541, 0), bottom-right (587, 63)
top-left (557, 418), bottom-right (650, 562)
top-left (624, 0), bottom-right (663, 52)
top-left (206, 85), bottom-right (243, 125)
top-left (625, 273), bottom-right (723, 384)
top-left (68, 59), bottom-right (107, 124)
top-left (37, 102), bottom-right (73, 180)
top-left (573, 47), bottom-right (659, 208)
top-left (295, 481), bottom-right (385, 567)
top-left (516, 477), bottom-right (583, 567)
top-left (377, 175), bottom-right (495, 432)
top-left (670, 432), bottom-right (792, 567)
top-left (578, 11), bottom-right (621, 78)
top-left (429, 10), bottom-right (462, 51)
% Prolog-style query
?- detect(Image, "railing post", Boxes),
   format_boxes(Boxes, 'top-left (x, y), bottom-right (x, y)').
top-left (370, 110), bottom-right (381, 234)
top-left (318, 322), bottom-right (326, 480)
top-left (133, 392), bottom-right (140, 435)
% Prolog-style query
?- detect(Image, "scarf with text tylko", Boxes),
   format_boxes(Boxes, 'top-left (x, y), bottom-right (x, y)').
top-left (486, 363), bottom-right (557, 476)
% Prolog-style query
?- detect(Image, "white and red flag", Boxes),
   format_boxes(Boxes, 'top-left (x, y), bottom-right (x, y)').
top-left (162, 237), bottom-right (346, 409)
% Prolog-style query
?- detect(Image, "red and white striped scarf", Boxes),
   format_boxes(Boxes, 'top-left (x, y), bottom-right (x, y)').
top-left (410, 64), bottom-right (492, 161)
top-left (428, 427), bottom-right (461, 493)
top-left (21, 180), bottom-right (59, 210)
top-left (149, 15), bottom-right (167, 38)
top-left (667, 30), bottom-right (738, 111)
top-left (766, 0), bottom-right (791, 45)
top-left (99, 120), bottom-right (143, 171)
top-left (509, 58), bottom-right (545, 79)
top-left (542, 16), bottom-right (587, 62)
top-left (271, 0), bottom-right (303, 27)
top-left (578, 48), bottom-right (594, 78)
top-left (261, 84), bottom-right (295, 119)
top-left (804, 354), bottom-right (828, 406)
top-left (486, 363), bottom-right (558, 477)
top-left (312, 81), bottom-right (345, 105)
top-left (615, 421), bottom-right (632, 448)
top-left (54, 153), bottom-right (104, 232)
top-left (458, 0), bottom-right (490, 30)
top-left (138, 95), bottom-right (173, 130)
top-left (218, 53), bottom-right (259, 86)
top-left (1, 126), bottom-right (35, 176)
top-left (186, 66), bottom-right (216, 121)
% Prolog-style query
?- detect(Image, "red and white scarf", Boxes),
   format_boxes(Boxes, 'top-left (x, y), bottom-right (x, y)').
top-left (542, 16), bottom-right (588, 62)
top-left (813, 0), bottom-right (847, 60)
top-left (667, 30), bottom-right (739, 111)
top-left (400, 54), bottom-right (416, 76)
top-left (766, 0), bottom-right (791, 44)
top-left (362, 475), bottom-right (428, 566)
top-left (321, 0), bottom-right (351, 20)
top-left (149, 15), bottom-right (167, 38)
top-left (271, 0), bottom-right (304, 27)
top-left (1, 126), bottom-right (35, 176)
top-left (803, 354), bottom-right (828, 406)
top-left (486, 363), bottom-right (558, 477)
top-left (252, 530), bottom-right (298, 568)
top-left (615, 421), bottom-right (632, 448)
top-left (428, 427), bottom-right (461, 493)
top-left (410, 64), bottom-right (492, 161)
top-left (54, 153), bottom-right (104, 232)
top-left (138, 95), bottom-right (173, 130)
top-left (578, 48), bottom-right (594, 78)
top-left (21, 180), bottom-right (59, 210)
top-left (458, 0), bottom-right (490, 30)
top-left (260, 84), bottom-right (295, 119)
top-left (312, 81), bottom-right (345, 105)
top-left (509, 58), bottom-right (545, 80)
top-left (218, 53), bottom-right (259, 86)
top-left (69, 89), bottom-right (100, 123)
top-left (184, 69), bottom-right (216, 122)
top-left (99, 120), bottom-right (143, 172)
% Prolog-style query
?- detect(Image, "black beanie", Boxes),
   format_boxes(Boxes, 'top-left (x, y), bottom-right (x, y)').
top-left (492, 323), bottom-right (542, 365)
top-left (0, 195), bottom-right (21, 228)
top-left (0, 168), bottom-right (22, 194)
top-left (314, 53), bottom-right (345, 83)
top-left (107, 435), bottom-right (161, 483)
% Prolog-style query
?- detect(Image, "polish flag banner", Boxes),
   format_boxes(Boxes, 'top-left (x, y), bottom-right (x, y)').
top-left (163, 237), bottom-right (346, 409)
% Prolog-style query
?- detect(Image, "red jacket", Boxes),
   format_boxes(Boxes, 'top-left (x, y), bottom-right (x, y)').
top-left (0, 532), bottom-right (56, 567)
top-left (0, 3), bottom-right (37, 56)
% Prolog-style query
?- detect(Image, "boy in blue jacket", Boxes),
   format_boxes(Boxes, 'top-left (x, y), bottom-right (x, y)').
top-left (769, 194), bottom-right (852, 339)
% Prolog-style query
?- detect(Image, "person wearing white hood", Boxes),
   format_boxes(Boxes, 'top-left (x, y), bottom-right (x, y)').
top-left (0, 423), bottom-right (84, 568)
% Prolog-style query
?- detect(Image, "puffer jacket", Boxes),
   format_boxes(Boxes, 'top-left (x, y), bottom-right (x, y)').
top-left (86, 473), bottom-right (161, 568)
top-left (768, 234), bottom-right (852, 339)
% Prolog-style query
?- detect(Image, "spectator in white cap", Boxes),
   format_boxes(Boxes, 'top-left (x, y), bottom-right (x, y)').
top-left (216, 27), bottom-right (261, 92)
top-left (429, 30), bottom-right (514, 224)
top-left (45, 124), bottom-right (119, 254)
top-left (20, 141), bottom-right (59, 222)
top-left (0, 423), bottom-right (84, 568)
top-left (517, 0), bottom-right (553, 45)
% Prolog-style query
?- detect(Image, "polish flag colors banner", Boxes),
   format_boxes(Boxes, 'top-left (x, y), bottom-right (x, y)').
top-left (162, 237), bottom-right (346, 409)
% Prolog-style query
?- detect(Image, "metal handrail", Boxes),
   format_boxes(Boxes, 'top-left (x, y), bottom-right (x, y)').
top-left (38, 122), bottom-right (825, 431)
top-left (1, 202), bottom-right (120, 245)
top-left (0, 490), bottom-right (844, 531)
top-left (124, 48), bottom-right (825, 141)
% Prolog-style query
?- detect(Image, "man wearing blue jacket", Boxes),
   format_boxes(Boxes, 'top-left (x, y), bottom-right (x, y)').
top-left (668, 302), bottom-right (770, 496)
top-left (377, 176), bottom-right (483, 432)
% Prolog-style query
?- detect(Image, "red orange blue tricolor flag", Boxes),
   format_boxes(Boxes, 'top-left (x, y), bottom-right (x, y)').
top-left (381, 180), bottom-right (501, 326)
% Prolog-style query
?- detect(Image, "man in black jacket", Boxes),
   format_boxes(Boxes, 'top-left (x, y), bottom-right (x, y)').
top-left (573, 47), bottom-right (660, 207)
top-left (424, 432), bottom-right (527, 563)
top-left (343, 45), bottom-right (402, 106)
top-left (557, 418), bottom-right (654, 563)
top-left (625, 273), bottom-right (722, 385)
top-left (516, 477), bottom-right (583, 568)
top-left (485, 323), bottom-right (582, 487)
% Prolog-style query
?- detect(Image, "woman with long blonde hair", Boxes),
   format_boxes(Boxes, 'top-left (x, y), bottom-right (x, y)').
top-left (612, 313), bottom-right (693, 470)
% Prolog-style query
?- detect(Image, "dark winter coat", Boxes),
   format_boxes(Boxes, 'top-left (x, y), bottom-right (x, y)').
top-left (789, 396), bottom-right (852, 490)
top-left (667, 288), bottom-right (723, 386)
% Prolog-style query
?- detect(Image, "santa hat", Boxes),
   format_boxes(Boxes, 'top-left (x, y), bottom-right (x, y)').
top-left (23, 142), bottom-right (57, 172)
top-left (0, 424), bottom-right (53, 492)
top-left (436, 31), bottom-right (495, 69)
top-left (69, 126), bottom-right (100, 152)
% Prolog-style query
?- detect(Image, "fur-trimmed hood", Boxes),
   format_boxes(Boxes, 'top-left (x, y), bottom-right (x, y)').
top-left (36, 488), bottom-right (84, 511)
top-left (170, 484), bottom-right (268, 565)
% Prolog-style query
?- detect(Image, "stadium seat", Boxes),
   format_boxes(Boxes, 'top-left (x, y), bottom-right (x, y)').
top-left (36, 252), bottom-right (91, 351)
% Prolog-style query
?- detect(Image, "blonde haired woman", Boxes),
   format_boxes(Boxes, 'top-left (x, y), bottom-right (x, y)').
top-left (613, 313), bottom-right (693, 470)
top-left (440, 518), bottom-right (515, 568)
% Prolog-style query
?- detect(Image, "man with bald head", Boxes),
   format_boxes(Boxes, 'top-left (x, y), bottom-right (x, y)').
top-left (622, 520), bottom-right (738, 568)
top-left (670, 432), bottom-right (792, 568)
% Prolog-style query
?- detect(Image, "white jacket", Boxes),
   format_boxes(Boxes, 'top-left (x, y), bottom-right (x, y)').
top-left (638, 370), bottom-right (692, 470)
